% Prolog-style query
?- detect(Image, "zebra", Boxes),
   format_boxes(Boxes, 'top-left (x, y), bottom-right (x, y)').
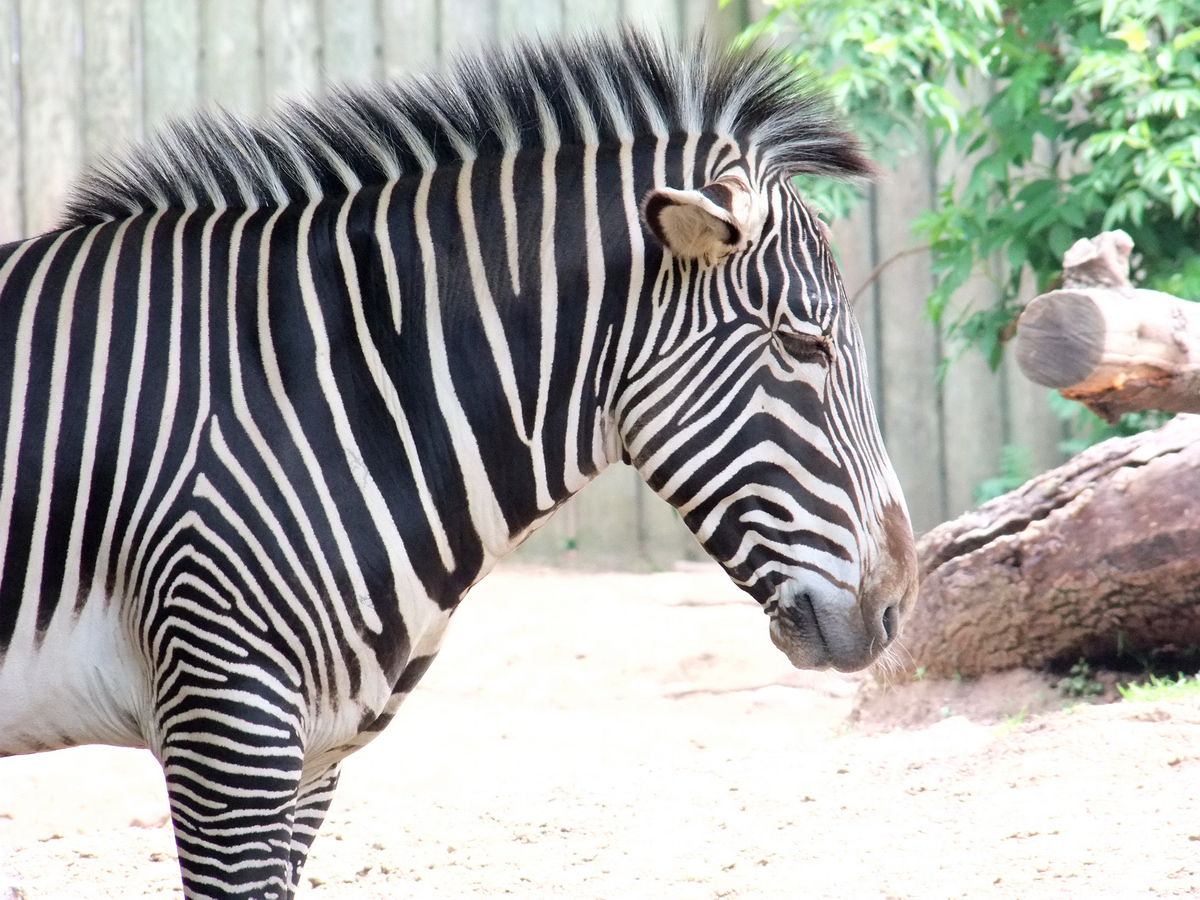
top-left (0, 28), bottom-right (918, 900)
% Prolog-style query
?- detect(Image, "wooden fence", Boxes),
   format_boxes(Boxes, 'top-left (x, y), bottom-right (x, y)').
top-left (0, 0), bottom-right (1064, 567)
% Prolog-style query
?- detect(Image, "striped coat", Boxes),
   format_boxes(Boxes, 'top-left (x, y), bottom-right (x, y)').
top-left (0, 30), bottom-right (917, 899)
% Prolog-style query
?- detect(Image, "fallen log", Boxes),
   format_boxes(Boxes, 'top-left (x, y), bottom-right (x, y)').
top-left (1015, 230), bottom-right (1200, 423)
top-left (902, 415), bottom-right (1200, 679)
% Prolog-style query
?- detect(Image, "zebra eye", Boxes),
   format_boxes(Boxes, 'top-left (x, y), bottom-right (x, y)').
top-left (775, 331), bottom-right (832, 367)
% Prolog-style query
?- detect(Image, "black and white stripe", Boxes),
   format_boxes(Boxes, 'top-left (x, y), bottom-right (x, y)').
top-left (0, 29), bottom-right (917, 899)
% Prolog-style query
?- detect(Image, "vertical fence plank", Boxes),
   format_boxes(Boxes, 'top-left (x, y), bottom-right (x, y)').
top-left (19, 0), bottom-right (84, 236)
top-left (935, 76), bottom-right (1005, 517)
top-left (321, 0), bottom-right (379, 84)
top-left (143, 0), bottom-right (201, 133)
top-left (440, 0), bottom-right (496, 57)
top-left (940, 296), bottom-right (1004, 516)
top-left (0, 0), bottom-right (22, 241)
top-left (562, 0), bottom-right (619, 30)
top-left (874, 150), bottom-right (945, 534)
top-left (82, 0), bottom-right (141, 162)
top-left (262, 0), bottom-right (320, 101)
top-left (1004, 359), bottom-right (1064, 470)
top-left (680, 0), bottom-right (717, 35)
top-left (622, 0), bottom-right (682, 38)
top-left (497, 0), bottom-right (562, 40)
top-left (381, 0), bottom-right (439, 74)
top-left (201, 0), bottom-right (263, 113)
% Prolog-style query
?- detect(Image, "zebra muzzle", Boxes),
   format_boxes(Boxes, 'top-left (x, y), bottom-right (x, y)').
top-left (767, 580), bottom-right (897, 673)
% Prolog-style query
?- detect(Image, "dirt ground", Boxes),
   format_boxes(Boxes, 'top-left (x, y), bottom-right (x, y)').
top-left (2, 566), bottom-right (1199, 899)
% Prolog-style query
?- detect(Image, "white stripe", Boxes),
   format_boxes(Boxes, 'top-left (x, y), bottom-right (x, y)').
top-left (18, 227), bottom-right (102, 631)
top-left (114, 210), bottom-right (196, 601)
top-left (90, 212), bottom-right (164, 605)
top-left (531, 114), bottom-right (560, 499)
top-left (500, 152), bottom-right (521, 297)
top-left (335, 191), bottom-right (459, 571)
top-left (681, 133), bottom-right (700, 190)
top-left (456, 161), bottom-right (535, 446)
top-left (562, 142), bottom-right (606, 492)
top-left (375, 178), bottom-right (405, 332)
top-left (414, 170), bottom-right (512, 555)
top-left (0, 236), bottom-right (62, 607)
top-left (253, 206), bottom-right (384, 636)
top-left (602, 141), bottom-right (648, 420)
top-left (52, 219), bottom-right (134, 626)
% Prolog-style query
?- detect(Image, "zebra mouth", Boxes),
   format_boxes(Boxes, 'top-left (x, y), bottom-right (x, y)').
top-left (767, 595), bottom-right (832, 670)
top-left (767, 584), bottom-right (879, 672)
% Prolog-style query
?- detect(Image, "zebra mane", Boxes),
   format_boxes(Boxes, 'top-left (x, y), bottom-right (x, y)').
top-left (61, 29), bottom-right (870, 228)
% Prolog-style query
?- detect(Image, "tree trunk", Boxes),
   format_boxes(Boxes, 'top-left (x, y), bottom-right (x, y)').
top-left (1015, 230), bottom-right (1200, 423)
top-left (903, 415), bottom-right (1200, 679)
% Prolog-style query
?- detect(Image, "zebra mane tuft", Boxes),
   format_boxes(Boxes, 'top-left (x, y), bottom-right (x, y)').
top-left (60, 29), bottom-right (870, 228)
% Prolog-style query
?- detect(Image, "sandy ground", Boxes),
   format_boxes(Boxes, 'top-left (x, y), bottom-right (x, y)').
top-left (2, 566), bottom-right (1199, 899)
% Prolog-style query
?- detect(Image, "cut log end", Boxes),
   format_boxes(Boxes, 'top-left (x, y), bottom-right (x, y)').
top-left (1016, 290), bottom-right (1106, 388)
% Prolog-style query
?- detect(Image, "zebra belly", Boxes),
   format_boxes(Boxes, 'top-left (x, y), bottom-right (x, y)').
top-left (0, 591), bottom-right (147, 755)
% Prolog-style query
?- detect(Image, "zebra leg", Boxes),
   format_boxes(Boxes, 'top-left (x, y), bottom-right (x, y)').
top-left (287, 763), bottom-right (342, 894)
top-left (159, 684), bottom-right (308, 900)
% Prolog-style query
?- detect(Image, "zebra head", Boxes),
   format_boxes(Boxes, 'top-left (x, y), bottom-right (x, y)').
top-left (626, 168), bottom-right (918, 672)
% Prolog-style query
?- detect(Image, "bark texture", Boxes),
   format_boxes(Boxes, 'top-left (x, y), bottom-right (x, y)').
top-left (1015, 230), bottom-right (1200, 423)
top-left (903, 415), bottom-right (1200, 679)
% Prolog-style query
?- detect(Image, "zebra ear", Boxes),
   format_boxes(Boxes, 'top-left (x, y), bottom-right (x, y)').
top-left (642, 176), bottom-right (764, 266)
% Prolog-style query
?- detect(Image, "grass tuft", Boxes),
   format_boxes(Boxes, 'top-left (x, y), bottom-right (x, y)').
top-left (1117, 673), bottom-right (1200, 703)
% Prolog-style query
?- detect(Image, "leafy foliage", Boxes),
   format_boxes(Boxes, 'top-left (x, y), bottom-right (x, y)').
top-left (1045, 391), bottom-right (1171, 457)
top-left (743, 0), bottom-right (1200, 366)
top-left (1057, 658), bottom-right (1105, 699)
top-left (1117, 672), bottom-right (1200, 702)
top-left (973, 443), bottom-right (1034, 504)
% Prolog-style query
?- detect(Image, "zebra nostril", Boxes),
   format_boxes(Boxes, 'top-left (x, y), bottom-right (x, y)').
top-left (880, 604), bottom-right (900, 644)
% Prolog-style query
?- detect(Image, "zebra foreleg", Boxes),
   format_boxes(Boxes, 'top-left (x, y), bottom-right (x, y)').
top-left (157, 683), bottom-right (309, 900)
top-left (286, 763), bottom-right (342, 894)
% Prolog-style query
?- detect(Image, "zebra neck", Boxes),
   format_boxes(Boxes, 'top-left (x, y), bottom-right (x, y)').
top-left (334, 150), bottom-right (643, 582)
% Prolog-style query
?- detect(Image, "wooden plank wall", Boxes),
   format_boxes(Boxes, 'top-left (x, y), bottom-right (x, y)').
top-left (829, 142), bottom-right (1064, 534)
top-left (0, 0), bottom-right (1063, 566)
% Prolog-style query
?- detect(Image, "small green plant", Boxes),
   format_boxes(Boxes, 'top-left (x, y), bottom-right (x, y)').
top-left (994, 706), bottom-right (1028, 736)
top-left (1117, 673), bottom-right (1200, 702)
top-left (1057, 658), bottom-right (1105, 698)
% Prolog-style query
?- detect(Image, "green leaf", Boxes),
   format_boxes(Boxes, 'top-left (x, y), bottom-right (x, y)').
top-left (754, 0), bottom-right (1200, 370)
top-left (1049, 222), bottom-right (1076, 258)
